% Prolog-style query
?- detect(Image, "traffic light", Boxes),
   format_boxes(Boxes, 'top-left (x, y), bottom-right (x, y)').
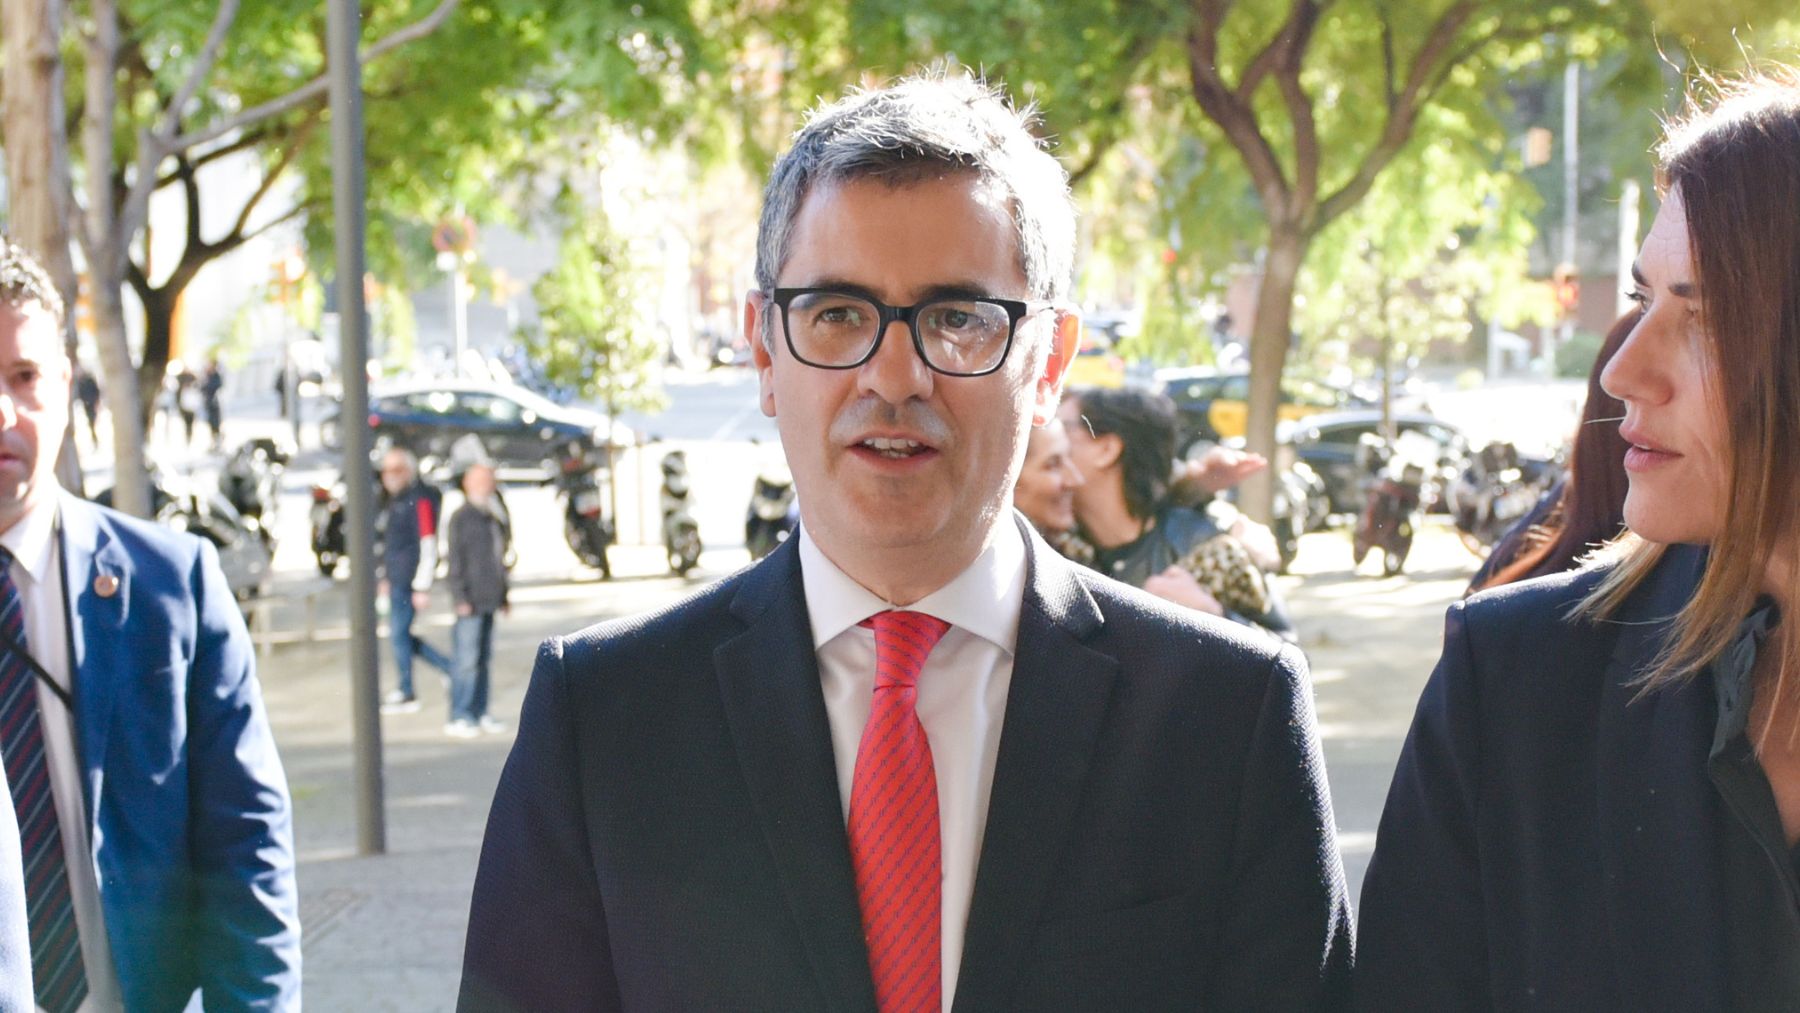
top-left (1552, 262), bottom-right (1580, 317)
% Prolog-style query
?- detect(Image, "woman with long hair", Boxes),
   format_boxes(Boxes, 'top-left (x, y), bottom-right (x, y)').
top-left (1358, 70), bottom-right (1800, 1008)
top-left (1468, 309), bottom-right (1635, 591)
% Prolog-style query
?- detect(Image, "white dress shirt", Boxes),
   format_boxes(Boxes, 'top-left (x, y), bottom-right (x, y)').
top-left (1, 491), bottom-right (123, 1011)
top-left (798, 521), bottom-right (1026, 1011)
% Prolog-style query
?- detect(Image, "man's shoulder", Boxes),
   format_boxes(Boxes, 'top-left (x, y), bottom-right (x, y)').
top-left (1062, 556), bottom-right (1294, 683)
top-left (548, 559), bottom-right (764, 676)
top-left (64, 495), bottom-right (200, 568)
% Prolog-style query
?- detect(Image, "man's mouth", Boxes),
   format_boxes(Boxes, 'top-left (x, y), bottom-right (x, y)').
top-left (856, 436), bottom-right (932, 460)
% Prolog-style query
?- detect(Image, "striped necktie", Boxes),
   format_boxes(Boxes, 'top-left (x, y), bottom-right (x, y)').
top-left (0, 547), bottom-right (87, 1011)
top-left (849, 611), bottom-right (950, 1013)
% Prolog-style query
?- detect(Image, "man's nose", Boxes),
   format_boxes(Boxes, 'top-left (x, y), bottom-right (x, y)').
top-left (0, 393), bottom-right (17, 429)
top-left (856, 319), bottom-right (933, 404)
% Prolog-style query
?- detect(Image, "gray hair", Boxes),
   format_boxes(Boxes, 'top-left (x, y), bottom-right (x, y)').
top-left (0, 235), bottom-right (64, 323)
top-left (753, 72), bottom-right (1077, 309)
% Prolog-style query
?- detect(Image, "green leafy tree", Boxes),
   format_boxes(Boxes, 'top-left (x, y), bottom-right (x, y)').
top-left (526, 208), bottom-right (668, 429)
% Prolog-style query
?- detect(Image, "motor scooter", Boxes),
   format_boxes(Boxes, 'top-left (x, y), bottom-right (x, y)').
top-left (220, 437), bottom-right (290, 553)
top-left (745, 467), bottom-right (798, 560)
top-left (660, 450), bottom-right (702, 576)
top-left (1352, 433), bottom-right (1426, 577)
top-left (556, 441), bottom-right (615, 578)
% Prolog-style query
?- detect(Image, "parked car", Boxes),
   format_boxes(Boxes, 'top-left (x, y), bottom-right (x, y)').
top-left (1158, 368), bottom-right (1369, 451)
top-left (1065, 318), bottom-right (1129, 388)
top-left (320, 380), bottom-right (634, 478)
top-left (1283, 409), bottom-right (1469, 518)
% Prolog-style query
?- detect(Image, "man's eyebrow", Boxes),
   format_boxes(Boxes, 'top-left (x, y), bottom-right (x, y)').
top-left (789, 279), bottom-right (1008, 303)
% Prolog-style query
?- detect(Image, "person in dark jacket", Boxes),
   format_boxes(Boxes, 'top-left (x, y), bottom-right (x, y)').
top-left (1358, 69), bottom-right (1800, 1010)
top-left (376, 446), bottom-right (451, 712)
top-left (200, 358), bottom-right (226, 451)
top-left (445, 454), bottom-right (509, 738)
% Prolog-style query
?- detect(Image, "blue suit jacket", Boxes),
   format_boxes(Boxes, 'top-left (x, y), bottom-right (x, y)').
top-left (59, 494), bottom-right (300, 1011)
top-left (461, 516), bottom-right (1351, 1011)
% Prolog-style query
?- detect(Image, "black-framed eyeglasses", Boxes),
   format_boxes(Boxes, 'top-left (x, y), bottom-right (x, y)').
top-left (768, 287), bottom-right (1055, 377)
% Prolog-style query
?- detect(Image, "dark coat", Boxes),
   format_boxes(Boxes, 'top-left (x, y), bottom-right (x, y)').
top-left (447, 500), bottom-right (509, 613)
top-left (460, 516), bottom-right (1352, 1012)
top-left (1356, 544), bottom-right (1748, 1011)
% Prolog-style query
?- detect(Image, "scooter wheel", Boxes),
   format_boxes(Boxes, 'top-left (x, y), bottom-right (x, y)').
top-left (316, 552), bottom-right (339, 578)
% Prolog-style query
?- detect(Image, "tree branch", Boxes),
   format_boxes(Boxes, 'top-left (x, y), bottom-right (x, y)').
top-left (166, 0), bottom-right (462, 155)
top-left (1187, 0), bottom-right (1292, 216)
top-left (1312, 0), bottom-right (1478, 229)
top-left (1274, 2), bottom-right (1325, 218)
top-left (226, 110), bottom-right (322, 240)
top-left (1236, 0), bottom-right (1328, 102)
top-left (155, 0), bottom-right (242, 143)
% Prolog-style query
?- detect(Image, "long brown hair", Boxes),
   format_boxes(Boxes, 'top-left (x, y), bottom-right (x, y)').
top-left (1478, 311), bottom-right (1635, 590)
top-left (1580, 70), bottom-right (1800, 703)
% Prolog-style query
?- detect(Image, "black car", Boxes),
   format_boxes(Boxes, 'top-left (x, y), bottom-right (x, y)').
top-left (321, 381), bottom-right (632, 477)
top-left (1284, 410), bottom-right (1469, 517)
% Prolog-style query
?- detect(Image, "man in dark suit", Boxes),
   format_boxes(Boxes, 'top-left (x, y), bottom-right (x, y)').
top-left (461, 73), bottom-right (1350, 1011)
top-left (0, 238), bottom-right (299, 1010)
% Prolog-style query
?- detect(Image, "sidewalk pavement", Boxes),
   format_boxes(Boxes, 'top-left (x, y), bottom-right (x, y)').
top-left (254, 518), bottom-right (1474, 1007)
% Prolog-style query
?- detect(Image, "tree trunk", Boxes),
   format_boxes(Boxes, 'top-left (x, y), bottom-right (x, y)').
top-left (136, 286), bottom-right (175, 430)
top-left (3, 0), bottom-right (86, 495)
top-left (82, 0), bottom-right (151, 517)
top-left (1240, 225), bottom-right (1307, 523)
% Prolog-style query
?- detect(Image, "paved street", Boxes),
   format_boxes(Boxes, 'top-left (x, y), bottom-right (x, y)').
top-left (121, 378), bottom-right (1480, 1006)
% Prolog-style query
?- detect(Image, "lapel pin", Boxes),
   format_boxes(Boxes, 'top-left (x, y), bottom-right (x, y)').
top-left (94, 574), bottom-right (119, 598)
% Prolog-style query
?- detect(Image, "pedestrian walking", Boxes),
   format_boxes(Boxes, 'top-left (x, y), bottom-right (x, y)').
top-left (461, 71), bottom-right (1350, 1011)
top-left (376, 446), bottom-right (451, 712)
top-left (200, 357), bottom-right (225, 451)
top-left (444, 447), bottom-right (509, 739)
top-left (0, 236), bottom-right (299, 1010)
top-left (174, 366), bottom-right (201, 447)
top-left (72, 365), bottom-right (100, 446)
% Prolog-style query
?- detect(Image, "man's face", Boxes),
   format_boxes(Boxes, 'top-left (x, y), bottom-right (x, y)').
top-left (380, 451), bottom-right (414, 496)
top-left (750, 175), bottom-right (1074, 570)
top-left (0, 302), bottom-right (70, 532)
top-left (463, 463), bottom-right (496, 503)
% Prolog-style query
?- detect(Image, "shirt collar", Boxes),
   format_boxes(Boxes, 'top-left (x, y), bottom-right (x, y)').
top-left (0, 488), bottom-right (59, 590)
top-left (797, 518), bottom-right (1027, 655)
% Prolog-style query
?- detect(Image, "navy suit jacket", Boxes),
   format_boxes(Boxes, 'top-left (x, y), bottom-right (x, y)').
top-left (461, 517), bottom-right (1351, 1011)
top-left (1356, 545), bottom-right (1741, 1010)
top-left (59, 494), bottom-right (300, 1011)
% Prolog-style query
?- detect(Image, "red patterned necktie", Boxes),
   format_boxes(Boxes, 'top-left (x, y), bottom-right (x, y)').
top-left (0, 548), bottom-right (87, 1012)
top-left (850, 610), bottom-right (950, 1013)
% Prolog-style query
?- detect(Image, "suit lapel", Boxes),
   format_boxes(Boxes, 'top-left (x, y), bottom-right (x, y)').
top-left (1594, 543), bottom-right (1732, 1007)
top-left (58, 495), bottom-right (130, 835)
top-left (953, 519), bottom-right (1117, 1013)
top-left (713, 540), bottom-right (878, 1013)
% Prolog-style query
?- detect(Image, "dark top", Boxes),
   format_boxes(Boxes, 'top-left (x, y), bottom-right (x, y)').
top-left (377, 481), bottom-right (440, 585)
top-left (460, 518), bottom-right (1352, 1011)
top-left (1355, 544), bottom-right (1795, 1011)
top-left (1088, 505), bottom-right (1298, 642)
top-left (1706, 598), bottom-right (1800, 1008)
top-left (448, 499), bottom-right (510, 613)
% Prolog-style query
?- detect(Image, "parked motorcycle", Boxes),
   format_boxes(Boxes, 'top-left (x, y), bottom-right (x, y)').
top-left (556, 441), bottom-right (615, 578)
top-left (219, 437), bottom-right (290, 554)
top-left (1351, 433), bottom-right (1426, 577)
top-left (99, 467), bottom-right (272, 601)
top-left (1449, 441), bottom-right (1560, 557)
top-left (660, 450), bottom-right (703, 576)
top-left (745, 467), bottom-right (798, 560)
top-left (309, 478), bottom-right (348, 577)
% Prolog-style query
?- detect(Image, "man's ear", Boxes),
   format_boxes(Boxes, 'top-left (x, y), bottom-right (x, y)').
top-left (1031, 310), bottom-right (1081, 426)
top-left (747, 292), bottom-right (777, 419)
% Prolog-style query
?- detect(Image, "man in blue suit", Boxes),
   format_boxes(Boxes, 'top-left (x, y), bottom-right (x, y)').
top-left (462, 74), bottom-right (1349, 1011)
top-left (0, 238), bottom-right (299, 1010)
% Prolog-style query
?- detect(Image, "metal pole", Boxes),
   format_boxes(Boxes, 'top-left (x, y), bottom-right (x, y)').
top-left (327, 0), bottom-right (385, 855)
top-left (450, 265), bottom-right (468, 377)
top-left (1561, 61), bottom-right (1579, 345)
